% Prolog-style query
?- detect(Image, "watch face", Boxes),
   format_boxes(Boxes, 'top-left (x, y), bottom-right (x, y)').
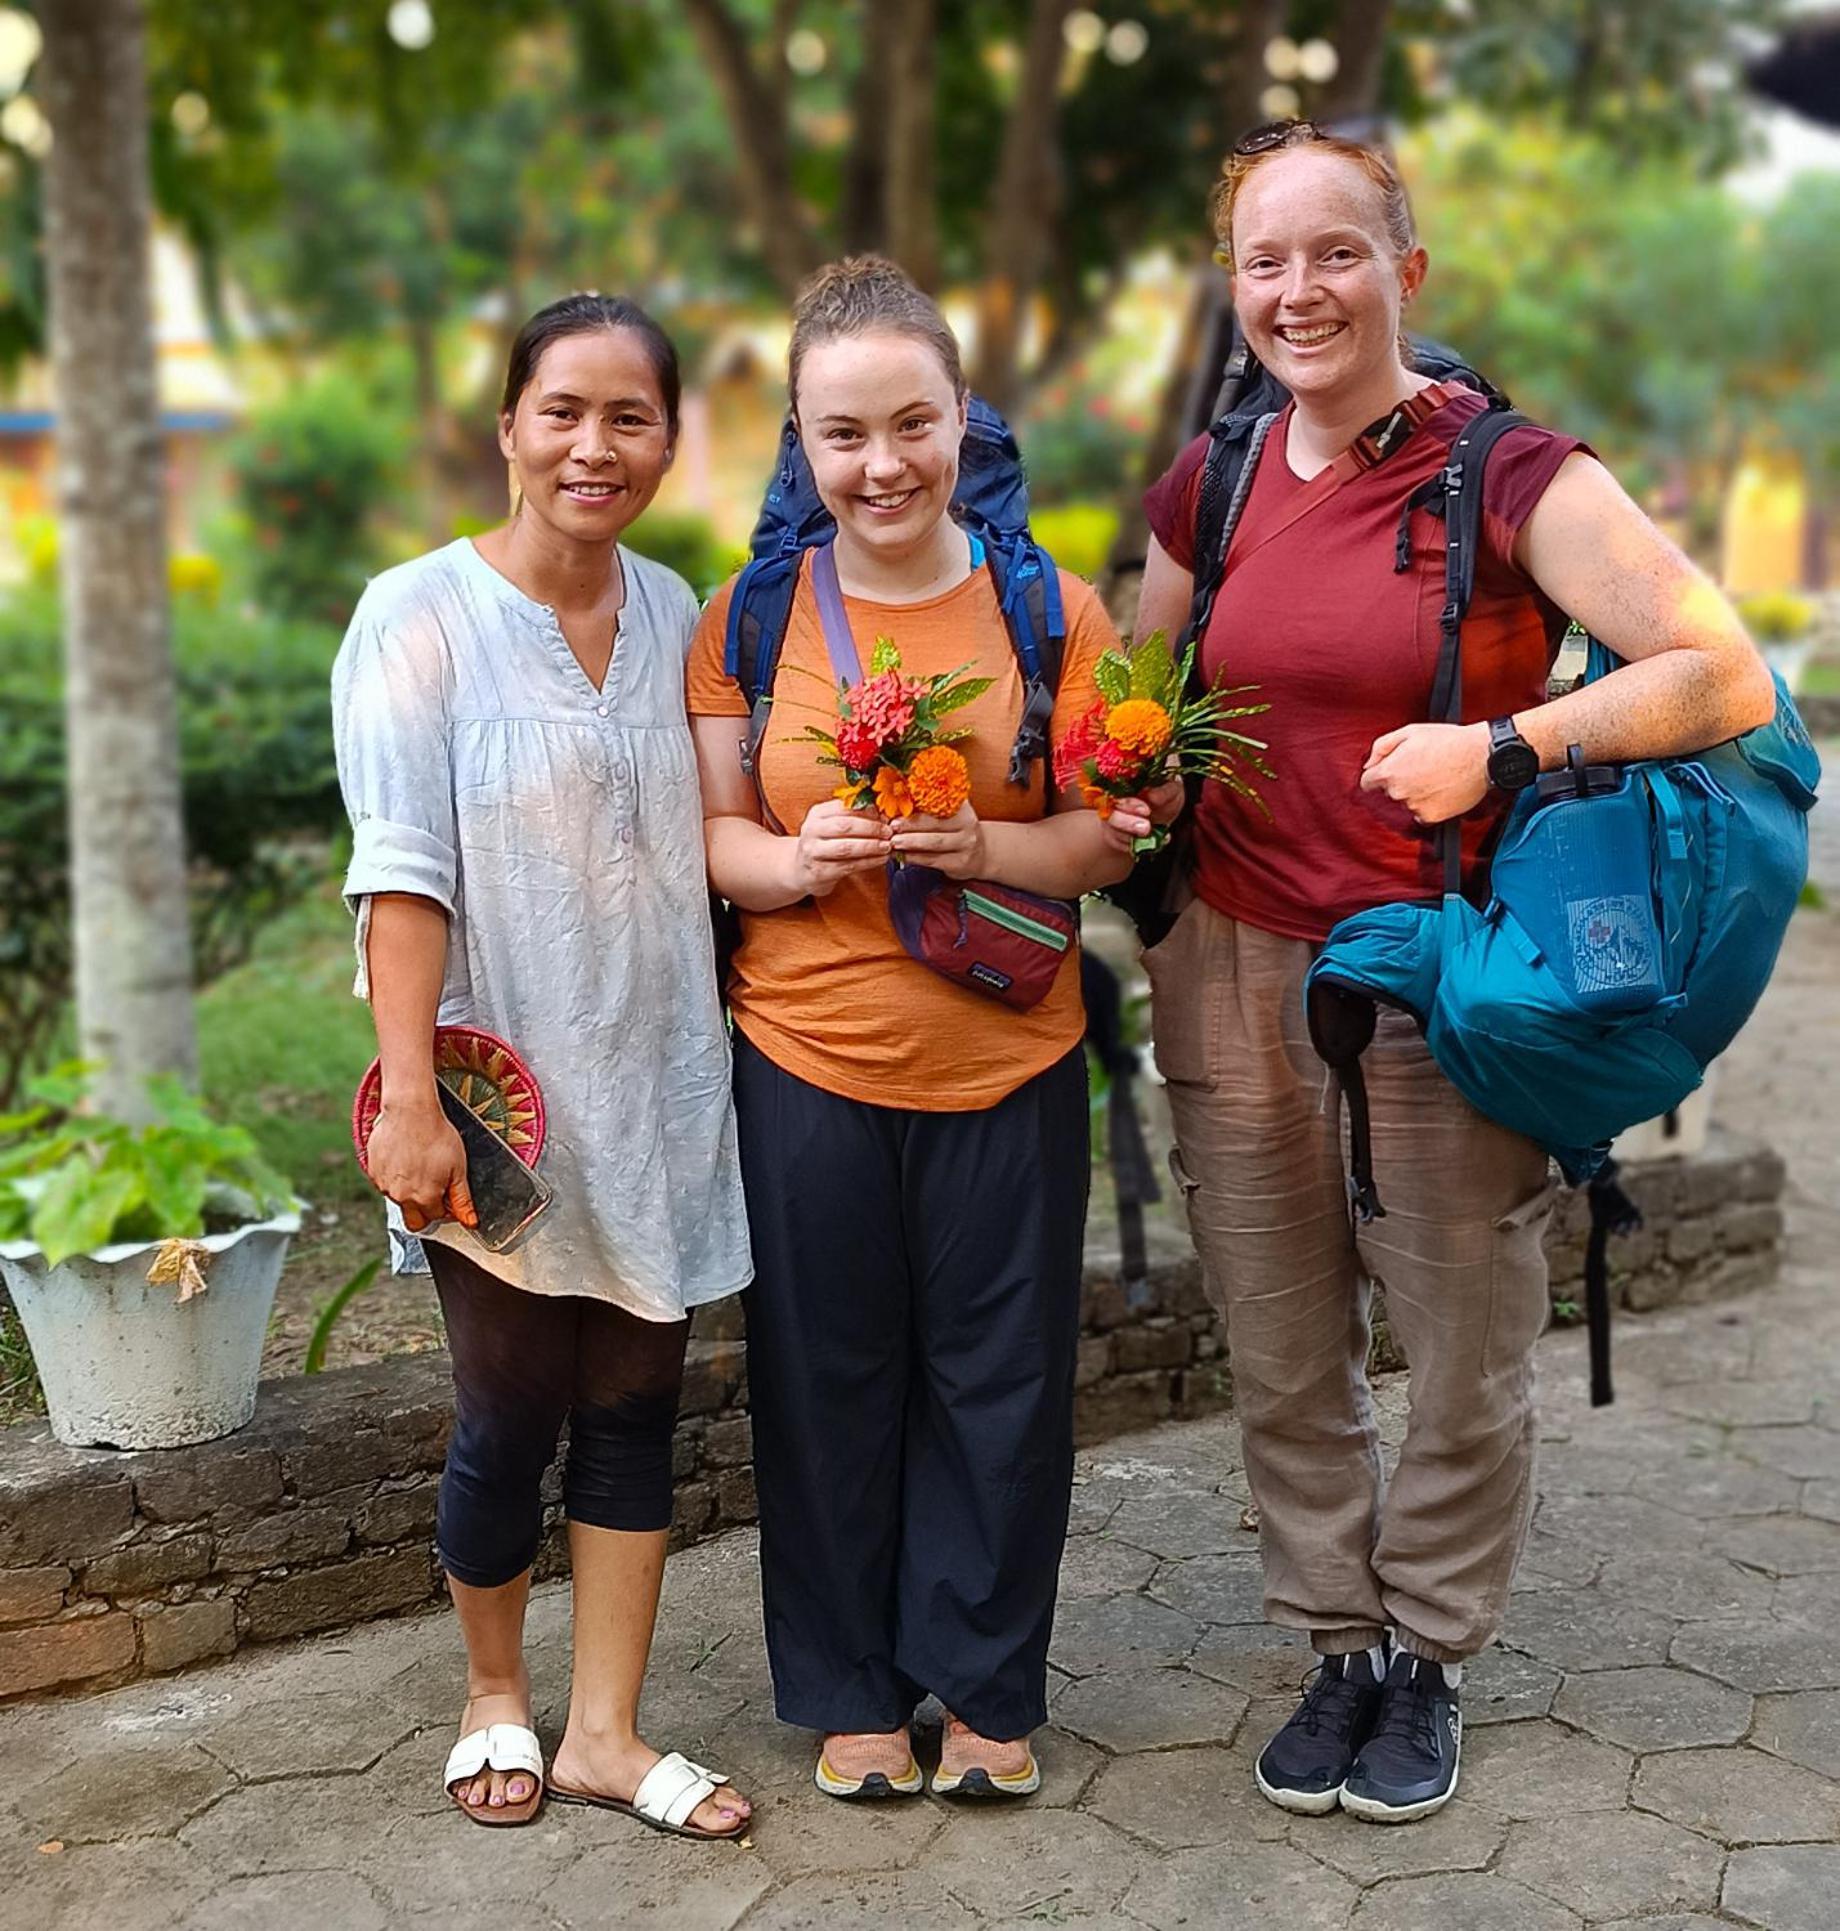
top-left (1491, 738), bottom-right (1540, 790)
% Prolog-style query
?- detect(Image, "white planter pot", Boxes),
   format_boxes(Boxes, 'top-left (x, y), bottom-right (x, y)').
top-left (0, 1211), bottom-right (300, 1449)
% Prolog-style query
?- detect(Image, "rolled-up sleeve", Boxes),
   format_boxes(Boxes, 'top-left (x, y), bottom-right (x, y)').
top-left (331, 590), bottom-right (457, 997)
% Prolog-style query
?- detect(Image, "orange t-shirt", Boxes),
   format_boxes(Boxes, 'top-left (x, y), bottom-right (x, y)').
top-left (686, 556), bottom-right (1114, 1110)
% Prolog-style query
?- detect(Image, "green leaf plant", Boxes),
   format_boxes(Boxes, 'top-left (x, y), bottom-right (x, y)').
top-left (0, 1064), bottom-right (297, 1268)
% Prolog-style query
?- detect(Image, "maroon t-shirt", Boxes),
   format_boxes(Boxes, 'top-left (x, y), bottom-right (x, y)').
top-left (1144, 387), bottom-right (1589, 941)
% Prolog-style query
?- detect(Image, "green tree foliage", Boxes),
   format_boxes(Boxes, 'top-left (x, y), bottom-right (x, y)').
top-left (1409, 115), bottom-right (1840, 536)
top-left (229, 374), bottom-right (400, 623)
top-left (0, 593), bottom-right (345, 1104)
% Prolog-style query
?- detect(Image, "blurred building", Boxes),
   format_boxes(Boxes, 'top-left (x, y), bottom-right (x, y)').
top-left (0, 231), bottom-right (240, 573)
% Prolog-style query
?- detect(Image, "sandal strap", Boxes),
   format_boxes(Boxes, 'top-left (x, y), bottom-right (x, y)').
top-left (632, 1750), bottom-right (727, 1828)
top-left (445, 1723), bottom-right (544, 1790)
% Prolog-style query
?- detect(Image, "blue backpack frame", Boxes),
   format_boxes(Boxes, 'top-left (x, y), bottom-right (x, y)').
top-left (722, 397), bottom-right (1067, 789)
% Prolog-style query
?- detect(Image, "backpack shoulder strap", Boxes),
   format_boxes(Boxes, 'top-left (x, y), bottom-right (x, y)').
top-left (1426, 404), bottom-right (1531, 893)
top-left (1181, 411), bottom-right (1277, 694)
top-left (984, 531), bottom-right (1068, 787)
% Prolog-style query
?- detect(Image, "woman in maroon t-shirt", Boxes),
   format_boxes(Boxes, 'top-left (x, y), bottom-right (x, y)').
top-left (1131, 122), bottom-right (1772, 1826)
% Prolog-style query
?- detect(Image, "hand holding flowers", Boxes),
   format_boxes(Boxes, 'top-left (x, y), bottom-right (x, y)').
top-left (1054, 632), bottom-right (1272, 854)
top-left (790, 637), bottom-right (988, 876)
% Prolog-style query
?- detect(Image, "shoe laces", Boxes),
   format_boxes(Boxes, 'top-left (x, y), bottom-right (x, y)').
top-left (1371, 1661), bottom-right (1442, 1756)
top-left (1291, 1659), bottom-right (1371, 1741)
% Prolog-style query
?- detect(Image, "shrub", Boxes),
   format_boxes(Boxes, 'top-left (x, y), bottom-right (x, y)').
top-left (624, 510), bottom-right (746, 598)
top-left (231, 376), bottom-right (399, 625)
top-left (1737, 589), bottom-right (1817, 644)
top-left (0, 592), bottom-right (345, 1105)
top-left (1019, 380), bottom-right (1150, 507)
top-left (1031, 502), bottom-right (1121, 582)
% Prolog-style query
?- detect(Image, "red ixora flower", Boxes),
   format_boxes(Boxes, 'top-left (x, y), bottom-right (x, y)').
top-left (836, 718), bottom-right (880, 772)
top-left (851, 671), bottom-right (918, 748)
top-left (1095, 736), bottom-right (1141, 783)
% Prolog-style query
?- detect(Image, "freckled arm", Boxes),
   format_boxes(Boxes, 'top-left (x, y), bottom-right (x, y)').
top-left (1507, 454), bottom-right (1777, 765)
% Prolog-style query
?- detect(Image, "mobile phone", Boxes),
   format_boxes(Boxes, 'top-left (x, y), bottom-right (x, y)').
top-left (436, 1079), bottom-right (553, 1253)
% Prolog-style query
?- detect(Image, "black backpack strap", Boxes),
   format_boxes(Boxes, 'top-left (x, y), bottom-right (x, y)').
top-left (1426, 406), bottom-right (1529, 893)
top-left (1584, 1158), bottom-right (1640, 1409)
top-left (1304, 976), bottom-right (1387, 1223)
top-left (1080, 952), bottom-right (1162, 1306)
top-left (1183, 411), bottom-right (1276, 661)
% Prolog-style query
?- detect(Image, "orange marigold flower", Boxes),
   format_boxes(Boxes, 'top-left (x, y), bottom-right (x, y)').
top-left (873, 764), bottom-right (915, 819)
top-left (1079, 779), bottom-right (1115, 818)
top-left (906, 745), bottom-right (971, 818)
top-left (1105, 698), bottom-right (1173, 761)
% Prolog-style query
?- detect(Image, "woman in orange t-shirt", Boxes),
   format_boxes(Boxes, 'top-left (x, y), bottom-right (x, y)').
top-left (688, 256), bottom-right (1144, 1803)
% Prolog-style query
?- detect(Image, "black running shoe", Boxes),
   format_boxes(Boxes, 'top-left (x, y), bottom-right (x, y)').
top-left (1253, 1648), bottom-right (1386, 1815)
top-left (1340, 1651), bottom-right (1461, 1823)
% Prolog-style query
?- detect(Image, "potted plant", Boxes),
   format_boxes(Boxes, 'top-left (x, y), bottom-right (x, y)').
top-left (0, 1065), bottom-right (300, 1449)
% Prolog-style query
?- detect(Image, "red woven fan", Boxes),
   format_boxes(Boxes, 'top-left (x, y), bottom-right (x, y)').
top-left (352, 1025), bottom-right (546, 1173)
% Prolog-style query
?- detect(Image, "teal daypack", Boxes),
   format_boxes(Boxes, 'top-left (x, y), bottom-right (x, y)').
top-left (1303, 404), bottom-right (1819, 1405)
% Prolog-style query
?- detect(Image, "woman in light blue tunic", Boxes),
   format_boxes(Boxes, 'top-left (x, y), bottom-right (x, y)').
top-left (332, 294), bottom-right (753, 1838)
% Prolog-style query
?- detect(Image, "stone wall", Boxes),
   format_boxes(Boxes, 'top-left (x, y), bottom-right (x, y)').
top-left (0, 1130), bottom-right (1783, 1703)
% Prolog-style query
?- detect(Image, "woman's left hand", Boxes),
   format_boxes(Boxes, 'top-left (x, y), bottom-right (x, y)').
top-left (1101, 794), bottom-right (1157, 853)
top-left (1361, 721), bottom-right (1491, 825)
top-left (890, 802), bottom-right (987, 879)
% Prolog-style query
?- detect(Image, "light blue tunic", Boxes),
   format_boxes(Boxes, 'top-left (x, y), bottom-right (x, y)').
top-left (331, 539), bottom-right (751, 1319)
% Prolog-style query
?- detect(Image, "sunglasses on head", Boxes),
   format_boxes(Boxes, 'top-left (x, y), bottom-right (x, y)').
top-left (1231, 118), bottom-right (1325, 157)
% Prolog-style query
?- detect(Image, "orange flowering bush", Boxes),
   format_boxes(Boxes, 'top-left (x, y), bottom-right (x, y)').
top-left (1055, 633), bottom-right (1272, 846)
top-left (793, 635), bottom-right (989, 821)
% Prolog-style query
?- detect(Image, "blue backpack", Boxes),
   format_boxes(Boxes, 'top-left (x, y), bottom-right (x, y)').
top-left (722, 397), bottom-right (1067, 789)
top-left (1303, 404), bottom-right (1820, 1404)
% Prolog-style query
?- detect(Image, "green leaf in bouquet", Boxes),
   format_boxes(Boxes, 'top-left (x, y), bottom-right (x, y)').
top-left (1094, 651), bottom-right (1131, 708)
top-left (870, 635), bottom-right (902, 676)
top-left (1130, 632), bottom-right (1180, 712)
top-left (926, 675), bottom-right (994, 717)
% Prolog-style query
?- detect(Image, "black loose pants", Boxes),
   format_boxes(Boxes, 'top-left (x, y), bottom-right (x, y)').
top-left (732, 1031), bottom-right (1090, 1742)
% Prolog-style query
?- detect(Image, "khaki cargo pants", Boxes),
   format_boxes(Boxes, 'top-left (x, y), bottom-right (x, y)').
top-left (1144, 897), bottom-right (1554, 1662)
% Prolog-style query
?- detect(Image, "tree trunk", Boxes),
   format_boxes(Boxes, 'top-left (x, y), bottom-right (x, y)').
top-left (681, 0), bottom-right (823, 298)
top-left (970, 0), bottom-right (1078, 413)
top-left (841, 1), bottom-right (896, 253)
top-left (407, 306), bottom-right (449, 548)
top-left (1318, 0), bottom-right (1393, 128)
top-left (1097, 0), bottom-right (1287, 597)
top-left (884, 0), bottom-right (939, 290)
top-left (40, 0), bottom-right (197, 1117)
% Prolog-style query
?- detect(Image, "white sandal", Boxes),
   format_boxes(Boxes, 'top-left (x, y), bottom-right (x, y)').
top-left (550, 1749), bottom-right (748, 1841)
top-left (444, 1723), bottom-right (546, 1826)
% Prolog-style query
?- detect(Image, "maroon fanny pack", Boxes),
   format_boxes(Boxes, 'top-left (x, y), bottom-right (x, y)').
top-left (809, 540), bottom-right (1079, 1011)
top-left (887, 862), bottom-right (1077, 1011)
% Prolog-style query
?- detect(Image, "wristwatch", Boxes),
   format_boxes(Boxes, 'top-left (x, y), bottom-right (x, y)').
top-left (1486, 716), bottom-right (1540, 792)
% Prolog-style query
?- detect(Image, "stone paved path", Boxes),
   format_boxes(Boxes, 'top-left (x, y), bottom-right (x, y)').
top-left (2, 772), bottom-right (1835, 1930)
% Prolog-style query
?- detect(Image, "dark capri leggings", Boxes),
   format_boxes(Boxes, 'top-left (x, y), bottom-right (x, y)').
top-left (426, 1243), bottom-right (691, 1589)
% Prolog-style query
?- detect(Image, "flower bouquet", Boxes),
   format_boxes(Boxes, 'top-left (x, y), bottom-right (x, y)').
top-left (1054, 631), bottom-right (1272, 849)
top-left (790, 635), bottom-right (986, 823)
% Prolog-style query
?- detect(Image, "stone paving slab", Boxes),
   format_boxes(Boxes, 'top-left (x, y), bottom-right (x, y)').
top-left (1, 763), bottom-right (1834, 1928)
